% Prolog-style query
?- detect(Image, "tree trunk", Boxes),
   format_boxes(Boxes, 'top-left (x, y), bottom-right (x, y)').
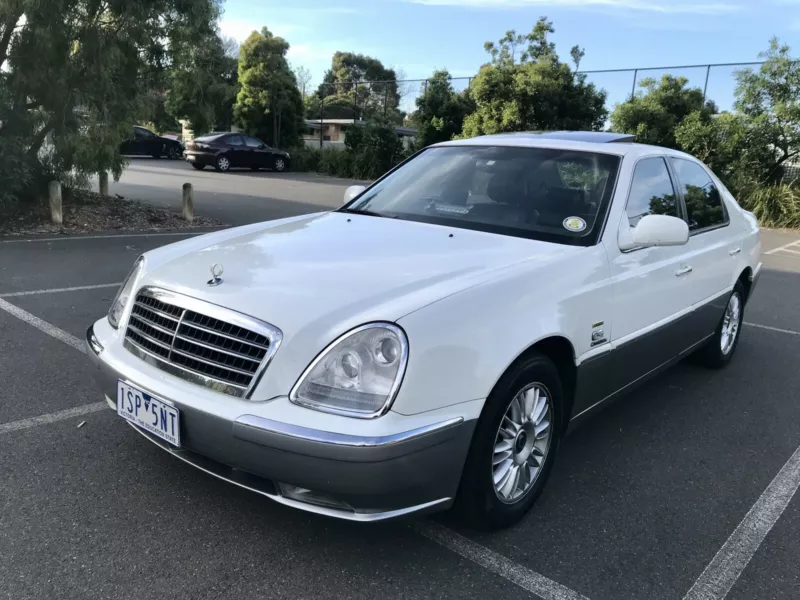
top-left (0, 7), bottom-right (24, 66)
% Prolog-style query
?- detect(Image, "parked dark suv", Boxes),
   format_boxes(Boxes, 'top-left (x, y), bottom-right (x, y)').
top-left (185, 132), bottom-right (291, 172)
top-left (121, 126), bottom-right (184, 159)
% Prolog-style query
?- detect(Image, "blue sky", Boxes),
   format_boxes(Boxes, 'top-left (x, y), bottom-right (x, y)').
top-left (220, 0), bottom-right (798, 112)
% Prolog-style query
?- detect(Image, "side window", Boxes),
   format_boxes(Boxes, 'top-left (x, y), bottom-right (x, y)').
top-left (135, 127), bottom-right (155, 139)
top-left (244, 137), bottom-right (264, 148)
top-left (670, 158), bottom-right (727, 231)
top-left (226, 135), bottom-right (244, 146)
top-left (625, 157), bottom-right (678, 227)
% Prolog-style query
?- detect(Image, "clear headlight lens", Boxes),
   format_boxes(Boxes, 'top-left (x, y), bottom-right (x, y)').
top-left (108, 257), bottom-right (144, 329)
top-left (290, 323), bottom-right (408, 418)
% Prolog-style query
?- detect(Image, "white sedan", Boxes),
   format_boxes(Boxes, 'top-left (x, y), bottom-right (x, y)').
top-left (86, 131), bottom-right (761, 529)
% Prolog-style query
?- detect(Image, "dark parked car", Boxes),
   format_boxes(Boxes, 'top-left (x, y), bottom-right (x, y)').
top-left (184, 132), bottom-right (291, 172)
top-left (121, 126), bottom-right (184, 159)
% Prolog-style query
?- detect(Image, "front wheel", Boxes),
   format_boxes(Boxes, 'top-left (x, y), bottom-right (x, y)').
top-left (274, 157), bottom-right (287, 172)
top-left (694, 281), bottom-right (745, 368)
top-left (457, 353), bottom-right (563, 530)
top-left (215, 155), bottom-right (231, 172)
top-left (190, 162), bottom-right (205, 171)
top-left (168, 146), bottom-right (183, 160)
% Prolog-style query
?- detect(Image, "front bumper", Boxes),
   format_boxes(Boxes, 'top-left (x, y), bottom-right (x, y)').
top-left (85, 322), bottom-right (476, 522)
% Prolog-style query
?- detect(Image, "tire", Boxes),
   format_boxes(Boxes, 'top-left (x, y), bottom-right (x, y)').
top-left (274, 158), bottom-right (286, 172)
top-left (215, 155), bottom-right (231, 172)
top-left (694, 281), bottom-right (745, 368)
top-left (190, 162), bottom-right (205, 171)
top-left (457, 352), bottom-right (564, 530)
top-left (168, 146), bottom-right (182, 160)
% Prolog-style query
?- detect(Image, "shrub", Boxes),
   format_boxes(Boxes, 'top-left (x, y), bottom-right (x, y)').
top-left (741, 184), bottom-right (800, 228)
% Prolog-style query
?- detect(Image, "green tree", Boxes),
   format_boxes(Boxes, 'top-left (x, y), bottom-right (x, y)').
top-left (610, 75), bottom-right (715, 148)
top-left (413, 70), bottom-right (474, 148)
top-left (734, 37), bottom-right (800, 183)
top-left (311, 52), bottom-right (400, 122)
top-left (460, 18), bottom-right (607, 138)
top-left (0, 0), bottom-right (219, 201)
top-left (166, 32), bottom-right (239, 136)
top-left (233, 27), bottom-right (304, 149)
top-left (344, 120), bottom-right (404, 179)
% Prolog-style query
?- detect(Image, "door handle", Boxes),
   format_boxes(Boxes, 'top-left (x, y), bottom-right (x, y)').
top-left (675, 266), bottom-right (693, 276)
top-left (729, 248), bottom-right (741, 256)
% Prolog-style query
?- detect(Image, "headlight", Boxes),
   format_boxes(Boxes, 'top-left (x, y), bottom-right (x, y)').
top-left (290, 323), bottom-right (408, 418)
top-left (108, 257), bottom-right (144, 329)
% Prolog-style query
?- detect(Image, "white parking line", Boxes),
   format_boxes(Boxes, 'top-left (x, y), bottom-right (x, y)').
top-left (416, 523), bottom-right (590, 600)
top-left (683, 443), bottom-right (800, 600)
top-left (0, 231), bottom-right (208, 244)
top-left (744, 322), bottom-right (800, 336)
top-left (764, 240), bottom-right (800, 255)
top-left (0, 298), bottom-right (85, 353)
top-left (0, 283), bottom-right (121, 298)
top-left (0, 403), bottom-right (107, 435)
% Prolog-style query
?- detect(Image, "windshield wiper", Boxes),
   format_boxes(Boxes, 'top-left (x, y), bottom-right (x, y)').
top-left (339, 207), bottom-right (393, 218)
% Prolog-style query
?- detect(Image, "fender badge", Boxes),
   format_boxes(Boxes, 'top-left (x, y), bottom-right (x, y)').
top-left (207, 263), bottom-right (224, 287)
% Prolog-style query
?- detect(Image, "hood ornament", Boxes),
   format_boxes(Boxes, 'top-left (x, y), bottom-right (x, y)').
top-left (207, 263), bottom-right (224, 287)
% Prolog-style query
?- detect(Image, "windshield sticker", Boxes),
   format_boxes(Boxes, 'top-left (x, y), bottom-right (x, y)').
top-left (563, 217), bottom-right (587, 232)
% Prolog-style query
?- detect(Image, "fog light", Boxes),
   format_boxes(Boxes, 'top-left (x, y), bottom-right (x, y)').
top-left (277, 483), bottom-right (354, 512)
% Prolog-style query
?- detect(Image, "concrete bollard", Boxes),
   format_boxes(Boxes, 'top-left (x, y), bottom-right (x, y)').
top-left (182, 183), bottom-right (194, 222)
top-left (98, 171), bottom-right (109, 196)
top-left (48, 181), bottom-right (62, 225)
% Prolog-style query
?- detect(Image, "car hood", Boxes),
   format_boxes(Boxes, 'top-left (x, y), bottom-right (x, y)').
top-left (142, 212), bottom-right (579, 343)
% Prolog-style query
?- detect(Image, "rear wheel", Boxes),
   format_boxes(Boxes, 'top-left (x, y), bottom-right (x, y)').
top-left (215, 155), bottom-right (231, 172)
top-left (190, 162), bottom-right (205, 171)
top-left (457, 353), bottom-right (563, 530)
top-left (694, 281), bottom-right (745, 368)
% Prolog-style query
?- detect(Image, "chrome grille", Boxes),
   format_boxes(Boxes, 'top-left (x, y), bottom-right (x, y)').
top-left (123, 288), bottom-right (282, 398)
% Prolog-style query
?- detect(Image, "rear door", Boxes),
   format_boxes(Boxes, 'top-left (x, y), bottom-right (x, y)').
top-left (223, 135), bottom-right (248, 168)
top-left (669, 156), bottom-right (738, 335)
top-left (604, 155), bottom-right (698, 393)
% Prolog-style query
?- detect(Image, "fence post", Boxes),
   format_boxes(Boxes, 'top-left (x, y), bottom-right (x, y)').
top-left (703, 65), bottom-right (711, 102)
top-left (182, 183), bottom-right (194, 223)
top-left (98, 171), bottom-right (109, 197)
top-left (353, 80), bottom-right (358, 123)
top-left (48, 181), bottom-right (62, 225)
top-left (630, 69), bottom-right (638, 100)
top-left (319, 90), bottom-right (325, 149)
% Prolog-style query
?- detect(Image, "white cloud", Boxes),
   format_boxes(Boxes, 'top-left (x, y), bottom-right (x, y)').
top-left (407, 0), bottom-right (740, 15)
top-left (218, 18), bottom-right (302, 43)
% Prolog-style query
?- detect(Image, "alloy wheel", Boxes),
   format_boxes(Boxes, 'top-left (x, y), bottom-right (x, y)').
top-left (218, 157), bottom-right (230, 171)
top-left (492, 383), bottom-right (553, 504)
top-left (275, 159), bottom-right (285, 171)
top-left (720, 292), bottom-right (741, 355)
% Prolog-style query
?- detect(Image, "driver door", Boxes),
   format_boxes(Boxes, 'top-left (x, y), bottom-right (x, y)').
top-left (604, 155), bottom-right (697, 394)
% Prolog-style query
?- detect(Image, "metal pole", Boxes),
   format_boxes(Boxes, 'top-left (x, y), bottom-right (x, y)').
top-left (353, 81), bottom-right (358, 123)
top-left (702, 65), bottom-right (711, 102)
top-left (319, 88), bottom-right (324, 150)
top-left (630, 69), bottom-right (638, 100)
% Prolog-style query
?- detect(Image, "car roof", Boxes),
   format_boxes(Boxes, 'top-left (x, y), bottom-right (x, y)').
top-left (433, 131), bottom-right (699, 161)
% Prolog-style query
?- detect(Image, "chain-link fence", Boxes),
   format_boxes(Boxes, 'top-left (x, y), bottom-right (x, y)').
top-left (303, 62), bottom-right (767, 148)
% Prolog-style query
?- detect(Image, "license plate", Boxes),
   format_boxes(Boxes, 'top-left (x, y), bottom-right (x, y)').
top-left (117, 380), bottom-right (180, 447)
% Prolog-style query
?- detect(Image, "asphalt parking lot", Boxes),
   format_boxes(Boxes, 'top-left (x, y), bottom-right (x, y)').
top-left (95, 158), bottom-right (363, 225)
top-left (2, 219), bottom-right (800, 599)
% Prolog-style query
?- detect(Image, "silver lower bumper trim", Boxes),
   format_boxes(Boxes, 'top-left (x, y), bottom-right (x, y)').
top-left (125, 418), bottom-right (451, 522)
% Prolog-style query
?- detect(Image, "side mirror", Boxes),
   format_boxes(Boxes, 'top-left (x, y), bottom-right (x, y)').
top-left (628, 214), bottom-right (689, 248)
top-left (344, 185), bottom-right (366, 205)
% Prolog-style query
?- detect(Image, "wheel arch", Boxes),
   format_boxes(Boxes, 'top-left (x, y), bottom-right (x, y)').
top-left (737, 266), bottom-right (753, 304)
top-left (485, 335), bottom-right (578, 431)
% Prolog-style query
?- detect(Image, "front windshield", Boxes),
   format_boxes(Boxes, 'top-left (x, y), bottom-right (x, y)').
top-left (343, 145), bottom-right (621, 245)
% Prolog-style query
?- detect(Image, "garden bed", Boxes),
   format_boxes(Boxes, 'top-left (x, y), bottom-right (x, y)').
top-left (0, 191), bottom-right (223, 235)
